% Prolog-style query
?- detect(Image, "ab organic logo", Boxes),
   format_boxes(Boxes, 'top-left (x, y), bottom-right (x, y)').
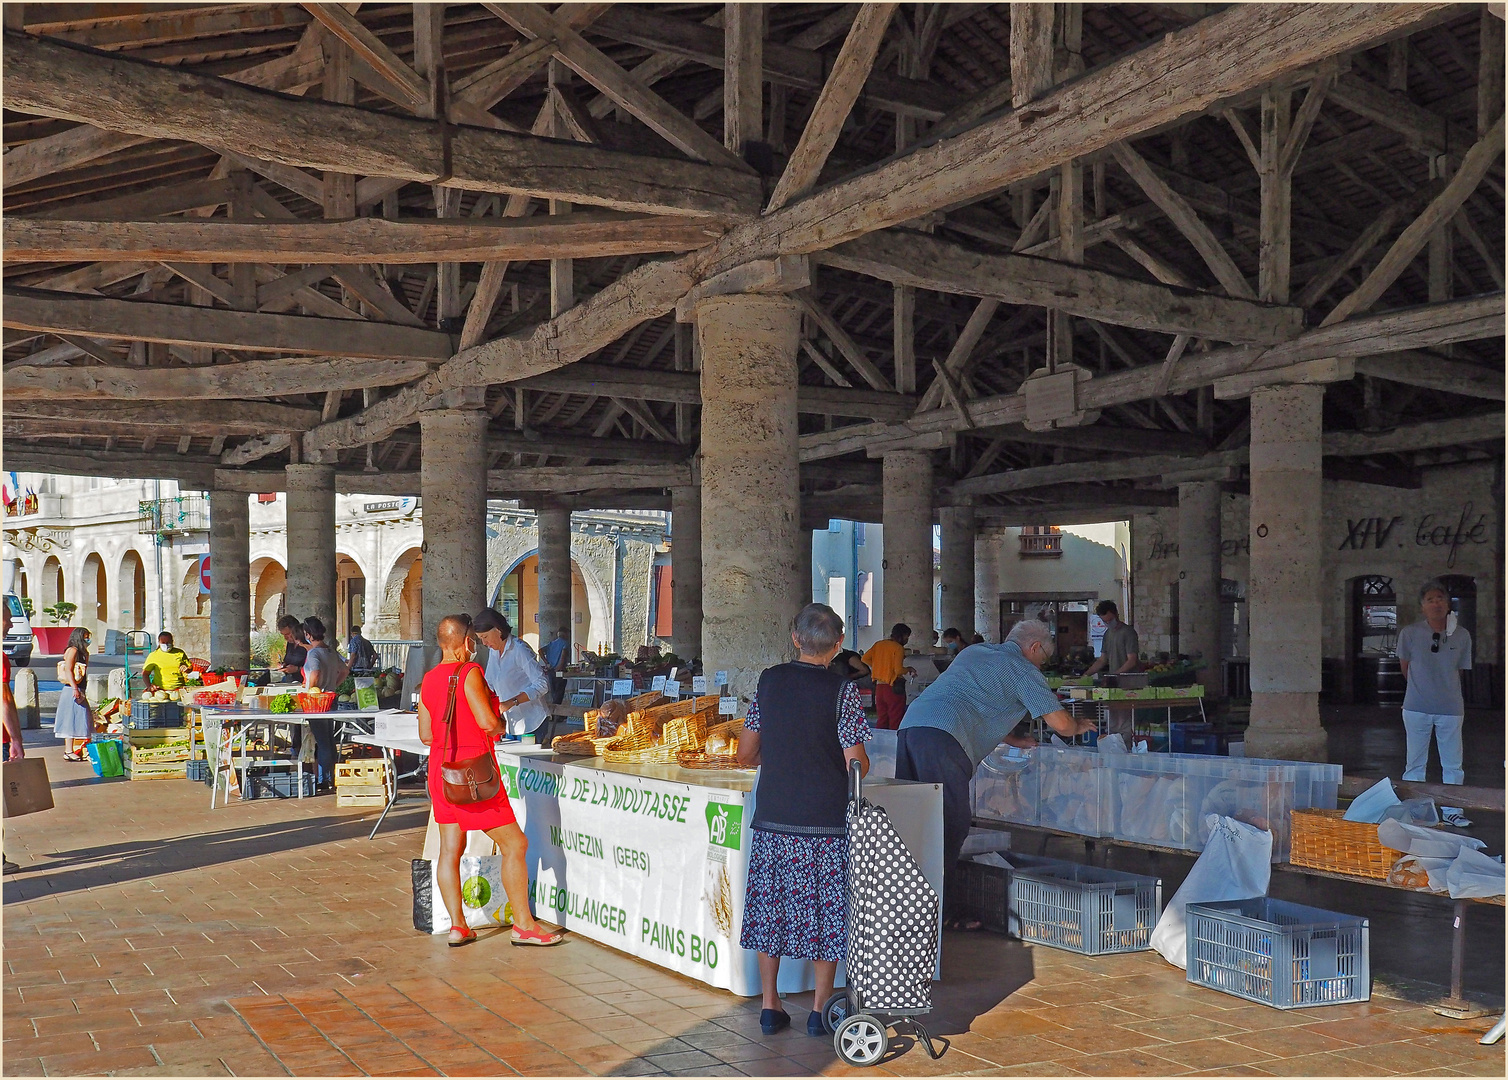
top-left (705, 801), bottom-right (743, 850)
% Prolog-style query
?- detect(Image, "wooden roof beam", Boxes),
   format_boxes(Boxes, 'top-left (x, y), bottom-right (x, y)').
top-left (2, 287), bottom-right (456, 360)
top-left (5, 356), bottom-right (434, 401)
top-left (816, 230), bottom-right (1301, 344)
top-left (2, 30), bottom-right (763, 220)
top-left (5, 213), bottom-right (725, 265)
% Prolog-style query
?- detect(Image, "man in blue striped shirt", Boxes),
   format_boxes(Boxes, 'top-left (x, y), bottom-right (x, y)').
top-left (898, 619), bottom-right (1091, 930)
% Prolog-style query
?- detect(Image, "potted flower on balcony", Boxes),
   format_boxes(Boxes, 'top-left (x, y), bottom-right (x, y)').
top-left (33, 601), bottom-right (79, 654)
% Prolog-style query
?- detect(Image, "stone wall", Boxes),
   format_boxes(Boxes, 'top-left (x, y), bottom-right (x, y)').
top-left (1132, 461), bottom-right (1503, 667)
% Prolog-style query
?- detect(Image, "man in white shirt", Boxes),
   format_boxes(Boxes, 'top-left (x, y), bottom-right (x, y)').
top-left (472, 608), bottom-right (549, 737)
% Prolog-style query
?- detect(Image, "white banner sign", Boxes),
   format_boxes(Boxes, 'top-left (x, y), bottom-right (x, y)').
top-left (664, 680), bottom-right (681, 699)
top-left (499, 752), bottom-right (755, 993)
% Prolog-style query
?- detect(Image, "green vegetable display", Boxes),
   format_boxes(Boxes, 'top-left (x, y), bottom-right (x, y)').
top-left (268, 695), bottom-right (296, 714)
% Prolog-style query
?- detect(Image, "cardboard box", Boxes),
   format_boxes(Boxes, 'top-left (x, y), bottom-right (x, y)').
top-left (3, 758), bottom-right (54, 817)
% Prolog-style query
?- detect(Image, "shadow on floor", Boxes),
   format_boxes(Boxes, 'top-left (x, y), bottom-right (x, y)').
top-left (1324, 704), bottom-right (1504, 788)
top-left (2, 802), bottom-right (431, 902)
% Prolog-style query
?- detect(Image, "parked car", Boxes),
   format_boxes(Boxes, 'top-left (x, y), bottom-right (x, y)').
top-left (4, 594), bottom-right (33, 667)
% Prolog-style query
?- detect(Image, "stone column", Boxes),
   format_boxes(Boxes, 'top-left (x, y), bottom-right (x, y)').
top-left (671, 484), bottom-right (703, 661)
top-left (939, 502), bottom-right (976, 636)
top-left (882, 450), bottom-right (934, 640)
top-left (796, 527), bottom-right (814, 611)
top-left (209, 488), bottom-right (251, 670)
top-left (418, 409), bottom-right (489, 642)
top-left (285, 463), bottom-right (336, 628)
top-left (974, 529), bottom-right (1001, 641)
top-left (1178, 481), bottom-right (1223, 695)
top-left (1245, 384), bottom-right (1326, 760)
top-left (536, 503), bottom-right (574, 647)
top-left (696, 293), bottom-right (801, 701)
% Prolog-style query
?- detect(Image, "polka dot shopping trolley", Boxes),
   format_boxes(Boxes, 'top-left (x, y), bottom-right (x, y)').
top-left (821, 761), bottom-right (947, 1067)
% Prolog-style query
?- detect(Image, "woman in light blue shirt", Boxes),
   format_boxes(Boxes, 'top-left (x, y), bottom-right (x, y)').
top-left (471, 608), bottom-right (549, 737)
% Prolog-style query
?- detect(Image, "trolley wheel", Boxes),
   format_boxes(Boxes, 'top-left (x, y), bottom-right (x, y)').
top-left (821, 991), bottom-right (850, 1034)
top-left (833, 1014), bottom-right (889, 1067)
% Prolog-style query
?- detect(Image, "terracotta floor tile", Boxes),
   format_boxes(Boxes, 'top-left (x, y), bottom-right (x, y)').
top-left (1227, 1024), bottom-right (1357, 1057)
top-left (37, 1046), bottom-right (159, 1074)
top-left (91, 1020), bottom-right (205, 1051)
top-left (32, 1007), bottom-right (142, 1036)
top-left (1036, 1023), bottom-right (1166, 1057)
top-left (1257, 1050), bottom-right (1404, 1076)
top-left (1118, 1013), bottom-right (1245, 1045)
top-left (973, 1062), bottom-right (1088, 1076)
top-left (968, 1011), bottom-right (1071, 1039)
top-left (1060, 1047), bottom-right (1185, 1076)
top-left (1150, 1037), bottom-right (1279, 1070)
top-left (1181, 1066), bottom-right (1274, 1076)
top-left (1299, 1015), bottom-right (1430, 1046)
top-left (1014, 982), bottom-right (1109, 1008)
top-left (1338, 1039), bottom-right (1476, 1073)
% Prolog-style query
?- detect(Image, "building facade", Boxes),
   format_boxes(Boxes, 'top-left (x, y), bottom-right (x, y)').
top-left (3, 472), bottom-right (667, 661)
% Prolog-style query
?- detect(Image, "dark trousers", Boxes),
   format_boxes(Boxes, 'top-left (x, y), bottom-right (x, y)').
top-left (307, 719), bottom-right (337, 786)
top-left (895, 725), bottom-right (974, 921)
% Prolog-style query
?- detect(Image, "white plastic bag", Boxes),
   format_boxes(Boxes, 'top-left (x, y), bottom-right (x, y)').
top-left (1377, 818), bottom-right (1486, 860)
top-left (412, 854), bottom-right (511, 933)
top-left (1150, 814), bottom-right (1273, 969)
top-left (1096, 733), bottom-right (1128, 755)
top-left (970, 851), bottom-right (1013, 869)
top-left (1343, 777), bottom-right (1401, 823)
top-left (1445, 848), bottom-right (1506, 899)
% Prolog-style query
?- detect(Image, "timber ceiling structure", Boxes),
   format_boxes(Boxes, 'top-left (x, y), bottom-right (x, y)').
top-left (3, 2), bottom-right (1504, 525)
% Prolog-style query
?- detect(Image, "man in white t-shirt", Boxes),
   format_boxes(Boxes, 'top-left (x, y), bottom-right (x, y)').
top-left (1396, 579), bottom-right (1472, 786)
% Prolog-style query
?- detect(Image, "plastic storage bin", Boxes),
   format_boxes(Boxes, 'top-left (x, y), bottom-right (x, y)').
top-left (1169, 722), bottom-right (1217, 754)
top-left (185, 759), bottom-right (212, 783)
top-left (130, 700), bottom-right (182, 726)
top-left (971, 747), bottom-right (1039, 826)
top-left (1034, 746), bottom-right (1115, 836)
top-left (1186, 897), bottom-right (1369, 1008)
top-left (1006, 853), bottom-right (1161, 955)
top-left (244, 770), bottom-right (316, 799)
top-left (957, 858), bottom-right (1012, 934)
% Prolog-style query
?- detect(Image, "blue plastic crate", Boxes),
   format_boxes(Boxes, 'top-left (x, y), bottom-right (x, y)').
top-left (1169, 722), bottom-right (1214, 754)
top-left (1186, 897), bottom-right (1369, 1009)
top-left (244, 770), bottom-right (316, 800)
top-left (1006, 854), bottom-right (1162, 955)
top-left (185, 759), bottom-right (211, 783)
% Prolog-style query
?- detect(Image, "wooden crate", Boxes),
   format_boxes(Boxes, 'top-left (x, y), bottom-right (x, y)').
top-left (129, 727), bottom-right (190, 747)
top-left (335, 783), bottom-right (386, 798)
top-left (336, 792), bottom-right (388, 808)
top-left (125, 761), bottom-right (187, 781)
top-left (335, 760), bottom-right (387, 786)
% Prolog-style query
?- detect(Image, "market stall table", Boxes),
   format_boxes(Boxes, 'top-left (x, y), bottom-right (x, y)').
top-left (201, 705), bottom-right (347, 808)
top-left (494, 748), bottom-right (944, 997)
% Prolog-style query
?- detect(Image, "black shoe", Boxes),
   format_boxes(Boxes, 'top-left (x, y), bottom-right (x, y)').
top-left (760, 1009), bottom-right (790, 1036)
top-left (808, 1011), bottom-right (826, 1037)
top-left (3, 859), bottom-right (19, 875)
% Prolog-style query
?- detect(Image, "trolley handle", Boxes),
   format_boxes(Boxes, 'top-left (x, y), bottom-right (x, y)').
top-left (850, 757), bottom-right (863, 805)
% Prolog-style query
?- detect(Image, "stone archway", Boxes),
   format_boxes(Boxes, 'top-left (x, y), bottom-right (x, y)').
top-left (377, 548), bottom-right (423, 640)
top-left (491, 551), bottom-right (609, 656)
top-left (118, 550), bottom-right (145, 631)
top-left (41, 555), bottom-right (64, 610)
top-left (250, 557), bottom-right (286, 630)
top-left (80, 552), bottom-right (108, 635)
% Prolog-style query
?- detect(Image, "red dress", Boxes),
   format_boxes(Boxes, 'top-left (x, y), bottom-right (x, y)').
top-left (421, 661), bottom-right (516, 830)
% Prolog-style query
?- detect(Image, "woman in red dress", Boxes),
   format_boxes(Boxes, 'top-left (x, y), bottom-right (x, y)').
top-left (419, 614), bottom-right (564, 948)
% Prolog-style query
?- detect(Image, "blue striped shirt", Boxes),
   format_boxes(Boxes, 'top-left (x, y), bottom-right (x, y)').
top-left (899, 641), bottom-right (1062, 769)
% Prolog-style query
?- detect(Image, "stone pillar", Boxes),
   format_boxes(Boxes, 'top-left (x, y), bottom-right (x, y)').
top-left (1178, 481), bottom-right (1223, 695)
top-left (974, 529), bottom-right (1001, 641)
top-left (14, 668), bottom-right (39, 729)
top-left (209, 488), bottom-right (251, 670)
top-left (536, 503), bottom-right (574, 648)
top-left (418, 409), bottom-right (489, 642)
top-left (882, 450), bottom-right (934, 640)
top-left (939, 502), bottom-right (976, 636)
top-left (285, 464), bottom-right (337, 629)
top-left (671, 485), bottom-right (703, 662)
top-left (1245, 385), bottom-right (1326, 760)
top-left (696, 293), bottom-right (801, 701)
top-left (796, 527), bottom-right (814, 611)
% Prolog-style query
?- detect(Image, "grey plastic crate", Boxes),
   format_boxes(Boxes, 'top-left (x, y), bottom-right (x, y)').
top-left (1007, 854), bottom-right (1162, 955)
top-left (1186, 897), bottom-right (1370, 1009)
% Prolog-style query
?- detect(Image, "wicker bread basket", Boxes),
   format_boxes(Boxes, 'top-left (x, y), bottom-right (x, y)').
top-left (1288, 807), bottom-right (1437, 879)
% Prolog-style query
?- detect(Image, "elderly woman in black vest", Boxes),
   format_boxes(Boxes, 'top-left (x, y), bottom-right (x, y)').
top-left (736, 603), bottom-right (871, 1037)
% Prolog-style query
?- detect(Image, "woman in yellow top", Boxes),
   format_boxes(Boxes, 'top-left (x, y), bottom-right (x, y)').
top-left (142, 631), bottom-right (191, 690)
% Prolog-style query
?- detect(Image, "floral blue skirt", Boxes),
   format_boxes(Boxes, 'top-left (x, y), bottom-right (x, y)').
top-left (740, 827), bottom-right (849, 963)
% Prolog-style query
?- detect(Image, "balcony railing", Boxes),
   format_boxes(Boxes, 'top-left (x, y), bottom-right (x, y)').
top-left (138, 495), bottom-right (208, 535)
top-left (1018, 527), bottom-right (1063, 558)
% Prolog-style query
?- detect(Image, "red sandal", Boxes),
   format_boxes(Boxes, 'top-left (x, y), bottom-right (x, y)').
top-left (510, 924), bottom-right (565, 947)
top-left (447, 927), bottom-right (478, 948)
